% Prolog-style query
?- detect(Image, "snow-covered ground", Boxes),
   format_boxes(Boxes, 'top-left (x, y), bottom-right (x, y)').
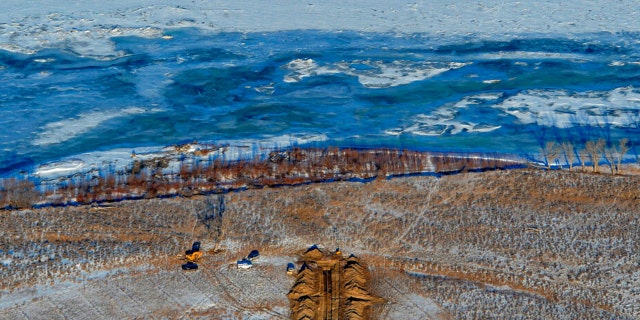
top-left (2, 0), bottom-right (639, 58)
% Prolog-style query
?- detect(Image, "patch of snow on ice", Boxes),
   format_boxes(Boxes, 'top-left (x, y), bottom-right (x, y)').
top-left (283, 58), bottom-right (345, 83)
top-left (387, 94), bottom-right (503, 136)
top-left (356, 61), bottom-right (470, 88)
top-left (35, 159), bottom-right (85, 176)
top-left (33, 107), bottom-right (158, 146)
top-left (284, 59), bottom-right (470, 88)
top-left (491, 86), bottom-right (640, 128)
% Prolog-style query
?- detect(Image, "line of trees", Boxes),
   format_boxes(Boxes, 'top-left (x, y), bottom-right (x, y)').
top-left (1, 137), bottom-right (635, 211)
top-left (542, 138), bottom-right (631, 174)
top-left (0, 147), bottom-right (523, 210)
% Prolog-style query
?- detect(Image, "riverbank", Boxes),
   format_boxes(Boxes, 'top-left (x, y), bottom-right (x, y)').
top-left (0, 147), bottom-right (524, 210)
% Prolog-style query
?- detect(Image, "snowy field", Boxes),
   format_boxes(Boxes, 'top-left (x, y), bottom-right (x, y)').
top-left (1, 171), bottom-right (639, 318)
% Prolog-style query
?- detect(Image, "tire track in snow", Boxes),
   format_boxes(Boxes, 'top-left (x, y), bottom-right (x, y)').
top-left (382, 278), bottom-right (442, 320)
top-left (87, 283), bottom-right (130, 319)
top-left (179, 269), bottom-right (218, 311)
top-left (80, 293), bottom-right (107, 320)
top-left (145, 273), bottom-right (185, 310)
top-left (111, 278), bottom-right (154, 319)
top-left (209, 265), bottom-right (247, 313)
top-left (44, 295), bottom-right (72, 320)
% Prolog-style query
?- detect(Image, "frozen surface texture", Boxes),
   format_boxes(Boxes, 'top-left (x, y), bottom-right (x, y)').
top-left (1, 1), bottom-right (640, 177)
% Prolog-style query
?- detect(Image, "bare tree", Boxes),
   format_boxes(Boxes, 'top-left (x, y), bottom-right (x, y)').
top-left (543, 141), bottom-right (561, 170)
top-left (578, 146), bottom-right (589, 172)
top-left (585, 139), bottom-right (606, 173)
top-left (603, 138), bottom-right (628, 175)
top-left (560, 141), bottom-right (576, 171)
top-left (615, 138), bottom-right (630, 174)
top-left (603, 144), bottom-right (617, 175)
top-left (3, 178), bottom-right (39, 209)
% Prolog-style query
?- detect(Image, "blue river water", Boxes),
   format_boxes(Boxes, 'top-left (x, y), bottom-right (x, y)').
top-left (1, 29), bottom-right (640, 176)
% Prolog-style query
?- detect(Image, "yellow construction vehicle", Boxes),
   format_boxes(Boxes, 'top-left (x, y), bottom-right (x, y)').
top-left (185, 241), bottom-right (202, 261)
top-left (180, 242), bottom-right (202, 270)
top-left (185, 250), bottom-right (202, 262)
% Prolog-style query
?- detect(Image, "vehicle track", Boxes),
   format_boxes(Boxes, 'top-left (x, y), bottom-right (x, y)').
top-left (253, 271), bottom-right (288, 319)
top-left (79, 289), bottom-right (107, 320)
top-left (208, 265), bottom-right (246, 313)
top-left (87, 283), bottom-right (130, 319)
top-left (145, 273), bottom-right (186, 310)
top-left (44, 295), bottom-right (72, 320)
top-left (111, 278), bottom-right (153, 318)
top-left (179, 267), bottom-right (220, 311)
top-left (381, 278), bottom-right (438, 320)
top-left (6, 300), bottom-right (51, 320)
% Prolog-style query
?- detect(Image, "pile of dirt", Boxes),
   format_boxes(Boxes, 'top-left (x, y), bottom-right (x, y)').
top-left (288, 263), bottom-right (320, 319)
top-left (287, 246), bottom-right (382, 320)
top-left (343, 255), bottom-right (383, 320)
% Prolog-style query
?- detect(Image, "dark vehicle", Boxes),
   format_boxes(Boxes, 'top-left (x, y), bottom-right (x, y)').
top-left (248, 249), bottom-right (260, 260)
top-left (191, 242), bottom-right (201, 252)
top-left (182, 262), bottom-right (198, 270)
top-left (287, 262), bottom-right (295, 274)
